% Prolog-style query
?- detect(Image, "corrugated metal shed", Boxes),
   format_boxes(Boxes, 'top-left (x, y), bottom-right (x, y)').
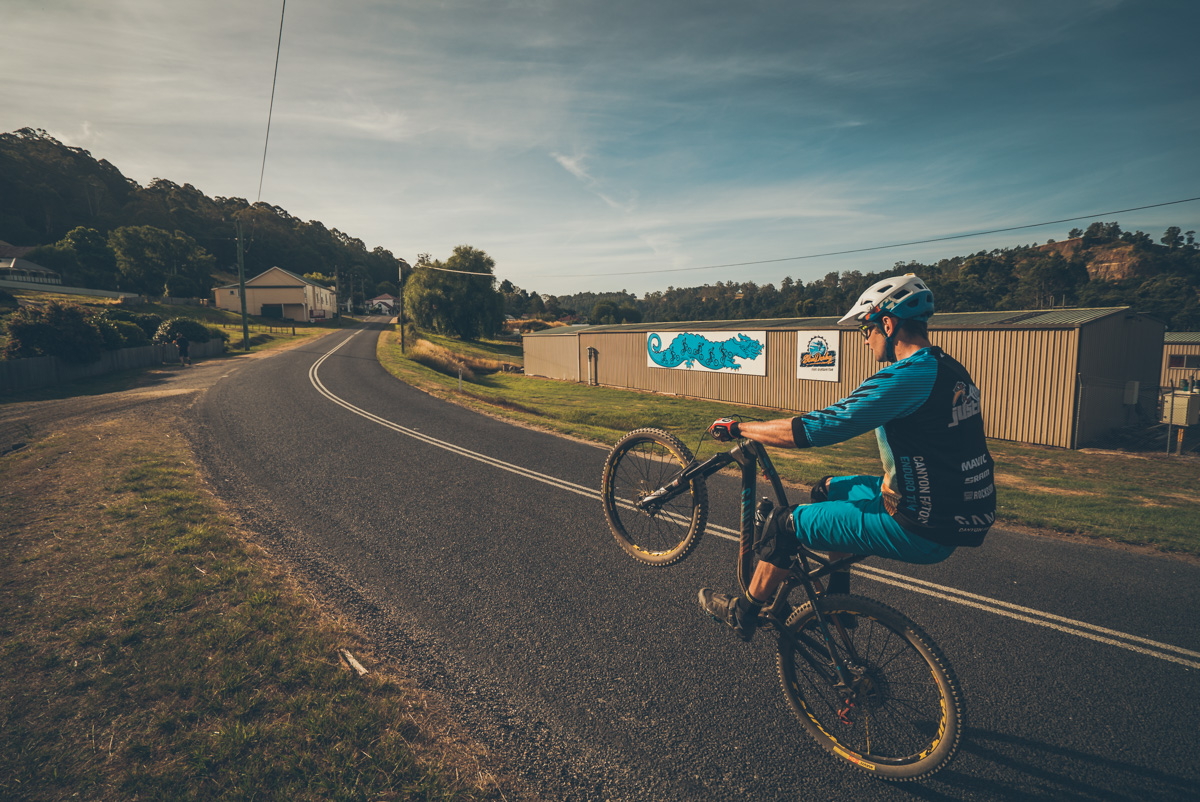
top-left (523, 307), bottom-right (1163, 448)
top-left (1162, 331), bottom-right (1200, 388)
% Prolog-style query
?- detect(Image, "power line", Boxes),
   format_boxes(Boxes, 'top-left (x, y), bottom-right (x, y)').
top-left (415, 264), bottom-right (497, 277)
top-left (545, 196), bottom-right (1200, 278)
top-left (256, 0), bottom-right (287, 203)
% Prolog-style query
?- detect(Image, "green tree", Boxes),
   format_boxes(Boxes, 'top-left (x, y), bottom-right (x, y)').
top-left (403, 245), bottom-right (503, 340)
top-left (591, 301), bottom-right (617, 324)
top-left (62, 226), bottom-right (118, 288)
top-left (107, 225), bottom-right (214, 296)
top-left (1162, 226), bottom-right (1184, 249)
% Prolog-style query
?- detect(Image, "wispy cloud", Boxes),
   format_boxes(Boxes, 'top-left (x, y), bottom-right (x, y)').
top-left (551, 152), bottom-right (638, 213)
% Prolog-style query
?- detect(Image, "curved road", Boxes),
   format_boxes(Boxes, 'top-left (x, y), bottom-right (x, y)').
top-left (190, 320), bottom-right (1200, 801)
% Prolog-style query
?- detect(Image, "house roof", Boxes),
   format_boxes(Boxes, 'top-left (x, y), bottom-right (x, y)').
top-left (524, 307), bottom-right (1137, 336)
top-left (216, 266), bottom-right (331, 290)
top-left (1165, 332), bottom-right (1200, 345)
top-left (0, 241), bottom-right (35, 259)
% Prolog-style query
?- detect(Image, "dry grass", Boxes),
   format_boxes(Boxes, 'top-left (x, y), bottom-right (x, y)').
top-left (0, 402), bottom-right (520, 801)
top-left (408, 339), bottom-right (521, 380)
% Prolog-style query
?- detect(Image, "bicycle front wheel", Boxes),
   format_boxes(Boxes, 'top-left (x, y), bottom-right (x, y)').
top-left (600, 428), bottom-right (708, 566)
top-left (777, 594), bottom-right (963, 782)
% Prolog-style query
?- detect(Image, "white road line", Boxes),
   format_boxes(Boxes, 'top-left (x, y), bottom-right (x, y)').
top-left (311, 334), bottom-right (1198, 671)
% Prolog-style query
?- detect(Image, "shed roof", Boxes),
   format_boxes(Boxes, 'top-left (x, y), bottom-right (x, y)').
top-left (216, 266), bottom-right (329, 290)
top-left (524, 307), bottom-right (1135, 336)
top-left (1165, 332), bottom-right (1200, 345)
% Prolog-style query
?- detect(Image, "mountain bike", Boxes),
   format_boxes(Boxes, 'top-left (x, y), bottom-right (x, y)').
top-left (600, 427), bottom-right (963, 782)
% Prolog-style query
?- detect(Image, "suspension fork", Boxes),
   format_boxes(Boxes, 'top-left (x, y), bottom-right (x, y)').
top-left (633, 450), bottom-right (734, 512)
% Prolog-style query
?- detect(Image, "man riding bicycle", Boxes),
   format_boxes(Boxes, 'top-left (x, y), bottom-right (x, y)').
top-left (699, 274), bottom-right (996, 641)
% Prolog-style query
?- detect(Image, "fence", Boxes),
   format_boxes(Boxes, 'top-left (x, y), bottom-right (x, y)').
top-left (217, 322), bottom-right (301, 336)
top-left (0, 339), bottom-right (225, 395)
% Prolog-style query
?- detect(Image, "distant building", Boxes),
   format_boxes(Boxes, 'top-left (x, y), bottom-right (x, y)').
top-left (524, 307), bottom-right (1164, 449)
top-left (368, 293), bottom-right (398, 314)
top-left (1162, 332), bottom-right (1200, 389)
top-left (213, 267), bottom-right (336, 322)
top-left (0, 251), bottom-right (62, 287)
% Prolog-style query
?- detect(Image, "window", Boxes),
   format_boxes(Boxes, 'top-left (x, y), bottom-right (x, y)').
top-left (1168, 354), bottom-right (1200, 369)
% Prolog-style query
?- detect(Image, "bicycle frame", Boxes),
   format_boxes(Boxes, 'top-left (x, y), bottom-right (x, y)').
top-left (634, 437), bottom-right (868, 686)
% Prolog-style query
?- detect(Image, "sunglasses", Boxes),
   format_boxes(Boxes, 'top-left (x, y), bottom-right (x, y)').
top-left (858, 323), bottom-right (877, 341)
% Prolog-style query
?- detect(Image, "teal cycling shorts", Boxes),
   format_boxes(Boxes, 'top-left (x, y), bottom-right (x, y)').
top-left (791, 475), bottom-right (955, 564)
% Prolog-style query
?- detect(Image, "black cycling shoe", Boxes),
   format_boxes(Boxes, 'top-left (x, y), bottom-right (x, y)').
top-left (698, 588), bottom-right (760, 642)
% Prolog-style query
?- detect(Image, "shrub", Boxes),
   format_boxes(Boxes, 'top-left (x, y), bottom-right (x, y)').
top-left (0, 289), bottom-right (17, 309)
top-left (2, 301), bottom-right (105, 363)
top-left (104, 309), bottom-right (163, 339)
top-left (95, 316), bottom-right (124, 350)
top-left (205, 325), bottom-right (229, 344)
top-left (518, 319), bottom-right (551, 333)
top-left (154, 317), bottom-right (211, 344)
top-left (113, 319), bottom-right (151, 347)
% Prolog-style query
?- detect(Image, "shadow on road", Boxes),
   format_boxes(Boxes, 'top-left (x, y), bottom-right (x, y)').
top-left (897, 728), bottom-right (1194, 801)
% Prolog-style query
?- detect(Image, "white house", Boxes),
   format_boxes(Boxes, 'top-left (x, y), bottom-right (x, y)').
top-left (368, 293), bottom-right (397, 314)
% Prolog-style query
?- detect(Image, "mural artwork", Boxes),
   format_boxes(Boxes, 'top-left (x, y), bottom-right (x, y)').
top-left (646, 331), bottom-right (767, 375)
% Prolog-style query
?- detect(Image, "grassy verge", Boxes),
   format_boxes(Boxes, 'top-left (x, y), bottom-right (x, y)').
top-left (0, 408), bottom-right (508, 800)
top-left (378, 327), bottom-right (1200, 557)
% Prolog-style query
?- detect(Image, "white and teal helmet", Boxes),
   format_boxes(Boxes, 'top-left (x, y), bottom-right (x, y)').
top-left (837, 273), bottom-right (934, 327)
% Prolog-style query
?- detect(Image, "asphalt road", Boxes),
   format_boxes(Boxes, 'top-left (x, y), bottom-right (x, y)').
top-left (189, 320), bottom-right (1200, 802)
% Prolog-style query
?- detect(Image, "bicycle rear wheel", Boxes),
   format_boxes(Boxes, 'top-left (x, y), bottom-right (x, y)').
top-left (601, 428), bottom-right (708, 566)
top-left (777, 594), bottom-right (963, 782)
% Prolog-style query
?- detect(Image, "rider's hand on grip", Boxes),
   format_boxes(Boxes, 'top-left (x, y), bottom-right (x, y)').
top-left (709, 417), bottom-right (740, 442)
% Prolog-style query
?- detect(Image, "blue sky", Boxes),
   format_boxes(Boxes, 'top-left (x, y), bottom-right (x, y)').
top-left (3, 0), bottom-right (1198, 296)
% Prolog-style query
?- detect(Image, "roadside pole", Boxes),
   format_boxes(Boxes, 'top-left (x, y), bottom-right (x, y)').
top-left (398, 261), bottom-right (406, 353)
top-left (236, 218), bottom-right (250, 351)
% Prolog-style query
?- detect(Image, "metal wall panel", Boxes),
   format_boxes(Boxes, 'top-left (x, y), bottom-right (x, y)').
top-left (522, 334), bottom-right (580, 381)
top-left (1075, 314), bottom-right (1165, 446)
top-left (580, 327), bottom-right (1083, 447)
top-left (526, 315), bottom-right (1161, 449)
top-left (928, 328), bottom-right (1079, 448)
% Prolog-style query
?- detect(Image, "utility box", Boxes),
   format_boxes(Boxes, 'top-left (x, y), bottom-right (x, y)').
top-left (1123, 381), bottom-right (1140, 405)
top-left (1162, 392), bottom-right (1200, 426)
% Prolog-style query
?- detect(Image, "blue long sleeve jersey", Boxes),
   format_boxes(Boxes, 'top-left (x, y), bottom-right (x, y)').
top-left (791, 346), bottom-right (995, 547)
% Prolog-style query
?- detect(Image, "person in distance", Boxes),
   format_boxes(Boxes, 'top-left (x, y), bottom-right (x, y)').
top-left (699, 274), bottom-right (996, 641)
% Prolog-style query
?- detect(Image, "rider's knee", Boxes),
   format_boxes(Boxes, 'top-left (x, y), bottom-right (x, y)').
top-left (809, 476), bottom-right (833, 504)
top-left (754, 505), bottom-right (800, 569)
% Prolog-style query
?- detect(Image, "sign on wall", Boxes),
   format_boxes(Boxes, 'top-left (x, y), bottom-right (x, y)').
top-left (797, 330), bottom-right (840, 382)
top-left (646, 331), bottom-right (767, 375)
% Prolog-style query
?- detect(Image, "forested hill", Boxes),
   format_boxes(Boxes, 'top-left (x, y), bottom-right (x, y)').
top-left (0, 128), bottom-right (404, 296)
top-left (544, 223), bottom-right (1200, 331)
top-left (3, 127), bottom-right (1197, 330)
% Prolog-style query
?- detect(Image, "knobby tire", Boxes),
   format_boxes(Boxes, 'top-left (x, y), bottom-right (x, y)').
top-left (777, 594), bottom-right (963, 781)
top-left (600, 428), bottom-right (708, 566)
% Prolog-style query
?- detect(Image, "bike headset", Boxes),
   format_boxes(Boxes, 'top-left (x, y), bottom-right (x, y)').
top-left (837, 273), bottom-right (934, 363)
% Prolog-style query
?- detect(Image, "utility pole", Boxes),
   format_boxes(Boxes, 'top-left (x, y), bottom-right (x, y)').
top-left (397, 258), bottom-right (408, 352)
top-left (334, 265), bottom-right (341, 321)
top-left (236, 218), bottom-right (250, 351)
